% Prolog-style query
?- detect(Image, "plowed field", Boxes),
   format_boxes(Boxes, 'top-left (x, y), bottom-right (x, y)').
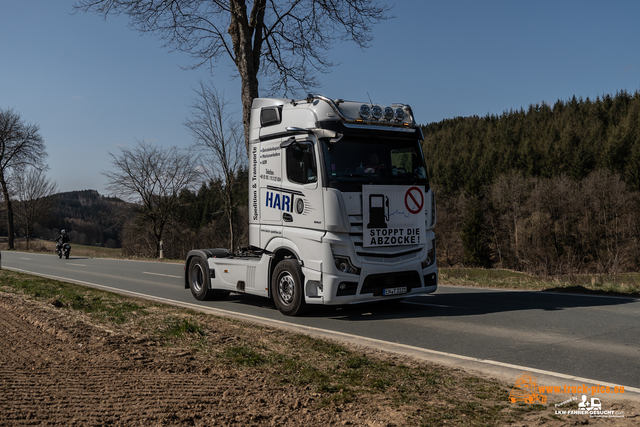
top-left (0, 291), bottom-right (415, 426)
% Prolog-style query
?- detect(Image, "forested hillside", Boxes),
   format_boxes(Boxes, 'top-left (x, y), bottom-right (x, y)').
top-left (41, 190), bottom-right (128, 248)
top-left (422, 90), bottom-right (640, 275)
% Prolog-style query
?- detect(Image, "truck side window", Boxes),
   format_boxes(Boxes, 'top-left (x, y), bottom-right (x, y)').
top-left (286, 143), bottom-right (317, 185)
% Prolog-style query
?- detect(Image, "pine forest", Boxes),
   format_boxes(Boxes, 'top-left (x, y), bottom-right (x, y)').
top-left (422, 90), bottom-right (640, 275)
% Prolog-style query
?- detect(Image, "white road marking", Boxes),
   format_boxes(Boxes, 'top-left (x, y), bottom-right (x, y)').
top-left (20, 258), bottom-right (31, 260)
top-left (68, 263), bottom-right (86, 267)
top-left (143, 272), bottom-right (182, 279)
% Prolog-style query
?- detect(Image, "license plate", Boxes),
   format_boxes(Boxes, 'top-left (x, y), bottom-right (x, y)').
top-left (383, 286), bottom-right (407, 296)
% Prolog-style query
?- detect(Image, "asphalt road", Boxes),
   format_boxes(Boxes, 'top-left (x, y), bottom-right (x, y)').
top-left (3, 250), bottom-right (639, 391)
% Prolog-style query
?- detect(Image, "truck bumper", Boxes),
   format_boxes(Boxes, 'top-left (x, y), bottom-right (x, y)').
top-left (305, 262), bottom-right (438, 305)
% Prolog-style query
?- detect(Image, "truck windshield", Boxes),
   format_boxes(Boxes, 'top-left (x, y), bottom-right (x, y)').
top-left (321, 136), bottom-right (429, 191)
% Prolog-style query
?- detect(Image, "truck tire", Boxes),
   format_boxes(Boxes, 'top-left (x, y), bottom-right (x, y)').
top-left (271, 259), bottom-right (306, 316)
top-left (188, 257), bottom-right (230, 301)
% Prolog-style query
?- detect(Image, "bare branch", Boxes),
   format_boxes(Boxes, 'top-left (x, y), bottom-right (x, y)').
top-left (74, 0), bottom-right (392, 151)
top-left (0, 107), bottom-right (48, 249)
top-left (184, 81), bottom-right (246, 250)
top-left (102, 139), bottom-right (200, 257)
top-left (12, 167), bottom-right (58, 250)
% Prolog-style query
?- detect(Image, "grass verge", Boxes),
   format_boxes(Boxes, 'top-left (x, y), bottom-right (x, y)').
top-left (440, 268), bottom-right (640, 298)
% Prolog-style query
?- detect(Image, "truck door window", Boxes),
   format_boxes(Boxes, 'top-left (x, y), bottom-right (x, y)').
top-left (286, 143), bottom-right (317, 185)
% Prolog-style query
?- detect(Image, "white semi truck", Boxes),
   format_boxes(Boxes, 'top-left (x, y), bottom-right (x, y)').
top-left (184, 94), bottom-right (437, 315)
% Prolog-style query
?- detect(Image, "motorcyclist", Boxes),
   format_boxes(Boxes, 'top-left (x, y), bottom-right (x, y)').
top-left (54, 229), bottom-right (70, 253)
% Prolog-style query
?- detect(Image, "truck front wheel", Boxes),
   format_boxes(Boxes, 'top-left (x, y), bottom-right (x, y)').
top-left (272, 259), bottom-right (306, 316)
top-left (188, 257), bottom-right (229, 301)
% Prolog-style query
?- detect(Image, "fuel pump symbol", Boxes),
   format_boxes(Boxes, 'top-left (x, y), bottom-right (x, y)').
top-left (367, 194), bottom-right (389, 229)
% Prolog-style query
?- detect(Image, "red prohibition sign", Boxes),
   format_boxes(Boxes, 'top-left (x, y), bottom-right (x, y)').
top-left (404, 186), bottom-right (424, 214)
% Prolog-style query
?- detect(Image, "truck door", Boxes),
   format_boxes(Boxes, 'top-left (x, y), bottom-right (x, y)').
top-left (259, 136), bottom-right (325, 249)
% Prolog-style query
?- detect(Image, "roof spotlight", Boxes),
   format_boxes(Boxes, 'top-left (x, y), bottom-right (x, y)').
top-left (395, 107), bottom-right (405, 121)
top-left (359, 104), bottom-right (371, 119)
top-left (371, 105), bottom-right (383, 120)
top-left (384, 106), bottom-right (395, 121)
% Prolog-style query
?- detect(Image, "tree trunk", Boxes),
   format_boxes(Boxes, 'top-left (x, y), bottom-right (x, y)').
top-left (155, 223), bottom-right (164, 259)
top-left (0, 176), bottom-right (15, 250)
top-left (229, 0), bottom-right (264, 155)
top-left (240, 77), bottom-right (259, 155)
top-left (227, 186), bottom-right (235, 252)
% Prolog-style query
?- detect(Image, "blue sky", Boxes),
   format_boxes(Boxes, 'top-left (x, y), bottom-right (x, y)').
top-left (2, 1), bottom-right (640, 194)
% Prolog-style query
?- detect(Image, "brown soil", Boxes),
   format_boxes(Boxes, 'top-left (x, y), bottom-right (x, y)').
top-left (1, 290), bottom-right (638, 426)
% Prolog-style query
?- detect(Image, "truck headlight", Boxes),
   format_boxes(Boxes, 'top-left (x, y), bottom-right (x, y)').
top-left (421, 241), bottom-right (436, 269)
top-left (334, 256), bottom-right (361, 275)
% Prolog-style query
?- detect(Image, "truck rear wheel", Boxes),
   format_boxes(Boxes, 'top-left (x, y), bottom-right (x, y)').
top-left (188, 257), bottom-right (229, 301)
top-left (272, 259), bottom-right (306, 316)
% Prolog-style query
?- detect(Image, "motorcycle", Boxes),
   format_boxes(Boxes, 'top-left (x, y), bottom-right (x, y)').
top-left (56, 242), bottom-right (71, 259)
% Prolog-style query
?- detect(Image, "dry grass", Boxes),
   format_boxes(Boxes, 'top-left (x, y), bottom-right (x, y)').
top-left (440, 268), bottom-right (640, 298)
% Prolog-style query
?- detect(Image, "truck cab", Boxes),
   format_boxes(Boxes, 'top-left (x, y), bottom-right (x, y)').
top-left (185, 94), bottom-right (437, 315)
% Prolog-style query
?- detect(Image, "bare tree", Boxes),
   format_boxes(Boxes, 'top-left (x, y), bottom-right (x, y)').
top-left (73, 0), bottom-right (392, 152)
top-left (489, 171), bottom-right (530, 268)
top-left (103, 140), bottom-right (200, 258)
top-left (12, 167), bottom-right (58, 250)
top-left (184, 81), bottom-right (245, 251)
top-left (0, 108), bottom-right (47, 249)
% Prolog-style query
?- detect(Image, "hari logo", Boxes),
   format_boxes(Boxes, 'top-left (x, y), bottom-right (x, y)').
top-left (265, 191), bottom-right (293, 212)
top-left (265, 187), bottom-right (306, 214)
top-left (509, 372), bottom-right (547, 404)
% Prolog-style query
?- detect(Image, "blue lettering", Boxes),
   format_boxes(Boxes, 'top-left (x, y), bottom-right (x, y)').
top-left (265, 191), bottom-right (293, 212)
top-left (282, 195), bottom-right (290, 212)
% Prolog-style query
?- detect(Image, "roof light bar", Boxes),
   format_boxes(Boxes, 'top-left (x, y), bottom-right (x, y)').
top-left (359, 104), bottom-right (408, 123)
top-left (299, 95), bottom-right (416, 127)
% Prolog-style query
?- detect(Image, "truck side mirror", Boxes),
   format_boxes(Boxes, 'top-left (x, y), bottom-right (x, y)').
top-left (280, 137), bottom-right (296, 148)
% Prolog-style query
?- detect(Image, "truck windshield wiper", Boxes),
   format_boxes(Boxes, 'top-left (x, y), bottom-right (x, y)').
top-left (343, 173), bottom-right (380, 183)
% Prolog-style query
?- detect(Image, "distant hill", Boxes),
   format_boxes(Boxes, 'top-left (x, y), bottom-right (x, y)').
top-left (39, 190), bottom-right (129, 248)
